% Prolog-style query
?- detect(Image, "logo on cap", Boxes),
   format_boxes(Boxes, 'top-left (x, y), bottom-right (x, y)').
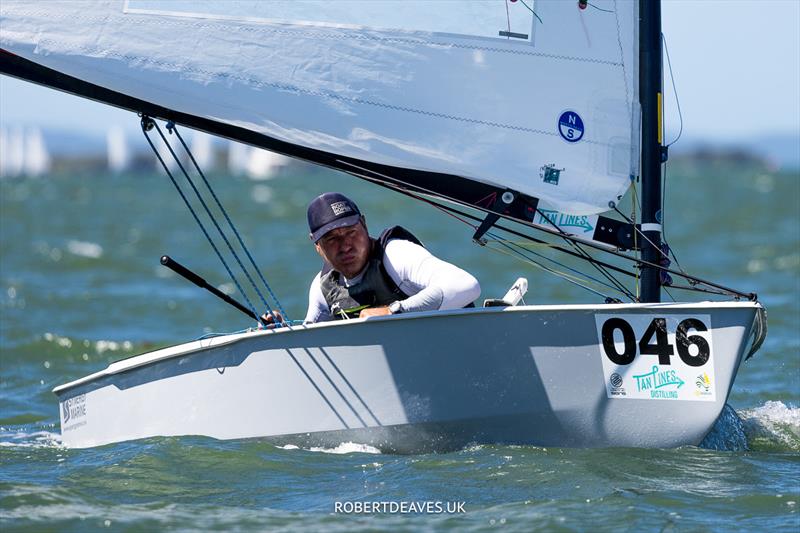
top-left (330, 201), bottom-right (353, 216)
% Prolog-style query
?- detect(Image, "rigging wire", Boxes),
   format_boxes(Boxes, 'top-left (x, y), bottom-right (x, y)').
top-left (484, 235), bottom-right (617, 300)
top-left (659, 33), bottom-right (690, 278)
top-left (150, 121), bottom-right (282, 324)
top-left (402, 193), bottom-right (622, 295)
top-left (168, 123), bottom-right (289, 323)
top-left (516, 0), bottom-right (543, 25)
top-left (666, 284), bottom-right (733, 297)
top-left (505, 0), bottom-right (512, 37)
top-left (338, 164), bottom-right (631, 300)
top-left (455, 195), bottom-right (749, 300)
top-left (610, 205), bottom-right (672, 264)
top-left (485, 234), bottom-right (634, 299)
top-left (416, 195), bottom-right (640, 284)
top-left (663, 32), bottom-right (684, 148)
top-left (664, 286), bottom-right (677, 302)
top-left (586, 2), bottom-right (615, 14)
top-left (612, 202), bottom-right (693, 298)
top-left (630, 179), bottom-right (640, 300)
top-left (534, 209), bottom-right (637, 301)
top-left (335, 159), bottom-right (756, 300)
top-left (141, 118), bottom-right (262, 324)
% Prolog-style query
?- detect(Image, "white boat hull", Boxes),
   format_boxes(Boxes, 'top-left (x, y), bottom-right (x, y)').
top-left (55, 302), bottom-right (765, 451)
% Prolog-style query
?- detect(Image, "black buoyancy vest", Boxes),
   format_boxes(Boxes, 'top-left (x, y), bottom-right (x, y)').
top-left (319, 226), bottom-right (423, 320)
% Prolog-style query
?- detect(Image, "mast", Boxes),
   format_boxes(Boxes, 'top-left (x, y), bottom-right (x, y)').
top-left (639, 0), bottom-right (664, 303)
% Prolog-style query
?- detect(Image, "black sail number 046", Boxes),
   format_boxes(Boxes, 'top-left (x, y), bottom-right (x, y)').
top-left (601, 317), bottom-right (710, 367)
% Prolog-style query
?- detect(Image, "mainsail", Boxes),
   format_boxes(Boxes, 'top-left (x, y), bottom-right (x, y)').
top-left (0, 0), bottom-right (639, 216)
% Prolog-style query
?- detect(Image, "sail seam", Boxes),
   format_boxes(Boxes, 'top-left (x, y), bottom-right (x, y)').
top-left (33, 39), bottom-right (609, 142)
top-left (612, 0), bottom-right (632, 123)
top-left (8, 8), bottom-right (623, 66)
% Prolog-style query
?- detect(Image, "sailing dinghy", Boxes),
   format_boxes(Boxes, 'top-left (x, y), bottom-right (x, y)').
top-left (0, 1), bottom-right (766, 450)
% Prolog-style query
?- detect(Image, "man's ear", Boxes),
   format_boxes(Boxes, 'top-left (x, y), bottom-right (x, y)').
top-left (314, 242), bottom-right (323, 256)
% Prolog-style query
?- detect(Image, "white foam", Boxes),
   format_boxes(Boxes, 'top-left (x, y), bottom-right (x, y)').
top-left (0, 430), bottom-right (63, 449)
top-left (275, 441), bottom-right (381, 454)
top-left (740, 401), bottom-right (800, 449)
top-left (307, 442), bottom-right (382, 454)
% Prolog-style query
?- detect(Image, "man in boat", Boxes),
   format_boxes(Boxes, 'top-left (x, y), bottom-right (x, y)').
top-left (303, 191), bottom-right (481, 322)
top-left (266, 192), bottom-right (480, 324)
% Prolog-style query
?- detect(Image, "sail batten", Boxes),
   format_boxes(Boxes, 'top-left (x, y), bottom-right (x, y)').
top-left (1, 0), bottom-right (639, 215)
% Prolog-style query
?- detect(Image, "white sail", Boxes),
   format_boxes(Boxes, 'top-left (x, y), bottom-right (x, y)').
top-left (23, 127), bottom-right (50, 176)
top-left (106, 125), bottom-right (130, 173)
top-left (0, 0), bottom-right (639, 214)
top-left (0, 127), bottom-right (9, 178)
top-left (4, 126), bottom-right (25, 177)
top-left (190, 130), bottom-right (215, 171)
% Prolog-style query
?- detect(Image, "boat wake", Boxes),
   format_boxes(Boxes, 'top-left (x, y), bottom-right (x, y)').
top-left (277, 442), bottom-right (382, 455)
top-left (701, 401), bottom-right (800, 452)
top-left (739, 401), bottom-right (800, 451)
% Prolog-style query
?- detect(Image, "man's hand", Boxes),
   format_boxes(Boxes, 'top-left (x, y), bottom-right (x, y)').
top-left (359, 306), bottom-right (392, 318)
top-left (260, 310), bottom-right (284, 328)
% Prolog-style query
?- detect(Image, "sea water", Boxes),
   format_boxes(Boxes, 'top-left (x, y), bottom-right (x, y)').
top-left (1, 161), bottom-right (798, 531)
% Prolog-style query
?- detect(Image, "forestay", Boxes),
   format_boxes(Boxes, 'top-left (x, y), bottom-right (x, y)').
top-left (0, 0), bottom-right (638, 214)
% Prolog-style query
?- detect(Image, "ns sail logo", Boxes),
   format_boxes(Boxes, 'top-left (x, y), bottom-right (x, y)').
top-left (558, 111), bottom-right (584, 143)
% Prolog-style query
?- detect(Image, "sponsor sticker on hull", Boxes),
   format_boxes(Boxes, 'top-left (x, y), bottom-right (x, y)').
top-left (595, 314), bottom-right (716, 401)
top-left (60, 393), bottom-right (88, 431)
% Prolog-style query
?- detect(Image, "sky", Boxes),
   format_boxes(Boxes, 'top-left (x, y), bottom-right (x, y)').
top-left (1, 0), bottom-right (798, 143)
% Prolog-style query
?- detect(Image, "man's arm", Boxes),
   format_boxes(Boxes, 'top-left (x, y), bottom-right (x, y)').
top-left (304, 273), bottom-right (332, 323)
top-left (382, 239), bottom-right (480, 313)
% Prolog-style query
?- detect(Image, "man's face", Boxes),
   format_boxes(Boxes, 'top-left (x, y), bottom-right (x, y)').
top-left (315, 219), bottom-right (370, 278)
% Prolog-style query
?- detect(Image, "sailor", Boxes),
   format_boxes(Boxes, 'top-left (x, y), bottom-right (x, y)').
top-left (265, 192), bottom-right (480, 324)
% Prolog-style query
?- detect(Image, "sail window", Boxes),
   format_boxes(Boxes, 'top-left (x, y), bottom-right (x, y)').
top-left (125, 0), bottom-right (536, 42)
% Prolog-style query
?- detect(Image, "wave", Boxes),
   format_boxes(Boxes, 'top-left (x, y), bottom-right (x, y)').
top-left (3, 403), bottom-right (796, 454)
top-left (701, 401), bottom-right (800, 452)
top-left (0, 429), bottom-right (63, 449)
top-left (740, 400), bottom-right (800, 451)
top-left (3, 333), bottom-right (142, 365)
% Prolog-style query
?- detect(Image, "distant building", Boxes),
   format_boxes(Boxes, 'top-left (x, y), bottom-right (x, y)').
top-left (191, 131), bottom-right (215, 170)
top-left (246, 148), bottom-right (290, 180)
top-left (227, 140), bottom-right (250, 176)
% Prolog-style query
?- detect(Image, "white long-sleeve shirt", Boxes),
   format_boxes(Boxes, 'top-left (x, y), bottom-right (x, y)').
top-left (304, 239), bottom-right (480, 323)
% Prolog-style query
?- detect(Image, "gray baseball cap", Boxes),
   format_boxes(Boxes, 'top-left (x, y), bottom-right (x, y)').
top-left (307, 192), bottom-right (362, 242)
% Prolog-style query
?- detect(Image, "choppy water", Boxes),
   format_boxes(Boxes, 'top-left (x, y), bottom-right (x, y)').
top-left (1, 160), bottom-right (798, 531)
